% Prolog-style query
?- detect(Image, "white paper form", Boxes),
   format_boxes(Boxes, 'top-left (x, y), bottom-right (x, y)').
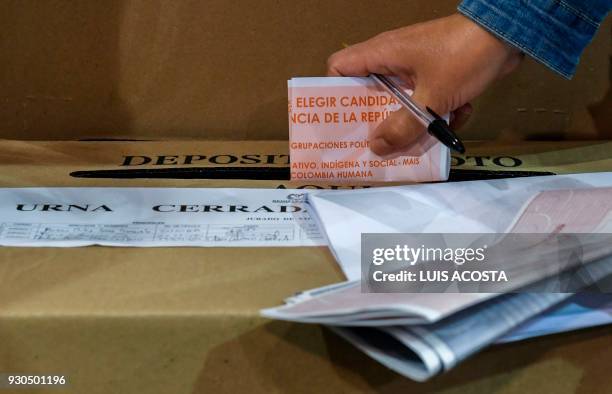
top-left (0, 188), bottom-right (325, 247)
top-left (265, 173), bottom-right (612, 381)
top-left (308, 172), bottom-right (612, 280)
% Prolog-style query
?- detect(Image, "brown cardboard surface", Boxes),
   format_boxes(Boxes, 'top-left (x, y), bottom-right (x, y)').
top-left (2, 139), bottom-right (612, 188)
top-left (1, 140), bottom-right (612, 393)
top-left (0, 1), bottom-right (610, 141)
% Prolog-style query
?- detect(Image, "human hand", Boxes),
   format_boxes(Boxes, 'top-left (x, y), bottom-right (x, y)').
top-left (327, 13), bottom-right (523, 156)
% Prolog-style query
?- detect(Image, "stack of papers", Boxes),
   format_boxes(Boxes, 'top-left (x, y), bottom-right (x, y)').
top-left (262, 172), bottom-right (612, 381)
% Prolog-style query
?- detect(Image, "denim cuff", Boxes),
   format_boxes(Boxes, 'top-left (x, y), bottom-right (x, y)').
top-left (458, 0), bottom-right (610, 79)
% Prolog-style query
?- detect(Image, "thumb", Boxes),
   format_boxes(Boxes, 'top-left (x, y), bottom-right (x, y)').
top-left (370, 89), bottom-right (450, 156)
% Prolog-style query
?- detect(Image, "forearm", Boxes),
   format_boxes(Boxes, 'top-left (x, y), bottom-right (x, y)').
top-left (458, 0), bottom-right (612, 78)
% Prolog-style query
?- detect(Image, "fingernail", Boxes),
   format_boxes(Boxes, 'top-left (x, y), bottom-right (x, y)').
top-left (370, 137), bottom-right (396, 156)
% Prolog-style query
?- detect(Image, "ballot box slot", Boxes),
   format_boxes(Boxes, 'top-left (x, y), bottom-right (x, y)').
top-left (448, 169), bottom-right (556, 182)
top-left (70, 167), bottom-right (292, 180)
top-left (69, 167), bottom-right (555, 181)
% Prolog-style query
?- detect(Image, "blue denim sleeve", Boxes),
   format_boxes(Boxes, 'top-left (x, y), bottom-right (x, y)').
top-left (458, 0), bottom-right (612, 79)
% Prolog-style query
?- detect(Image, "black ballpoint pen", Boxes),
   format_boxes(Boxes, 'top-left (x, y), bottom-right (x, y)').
top-left (371, 73), bottom-right (466, 154)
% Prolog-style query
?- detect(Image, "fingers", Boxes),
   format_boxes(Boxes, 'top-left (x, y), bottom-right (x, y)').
top-left (327, 45), bottom-right (366, 76)
top-left (369, 108), bottom-right (422, 156)
top-left (449, 102), bottom-right (473, 130)
top-left (327, 35), bottom-right (398, 77)
top-left (370, 89), bottom-right (451, 156)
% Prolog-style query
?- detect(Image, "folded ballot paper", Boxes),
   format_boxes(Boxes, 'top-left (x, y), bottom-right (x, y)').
top-left (288, 77), bottom-right (450, 183)
top-left (262, 172), bottom-right (612, 381)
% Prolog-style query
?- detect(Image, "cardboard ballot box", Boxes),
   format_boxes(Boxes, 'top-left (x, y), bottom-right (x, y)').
top-left (1, 139), bottom-right (612, 394)
top-left (0, 1), bottom-right (611, 392)
top-left (0, 1), bottom-right (610, 142)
